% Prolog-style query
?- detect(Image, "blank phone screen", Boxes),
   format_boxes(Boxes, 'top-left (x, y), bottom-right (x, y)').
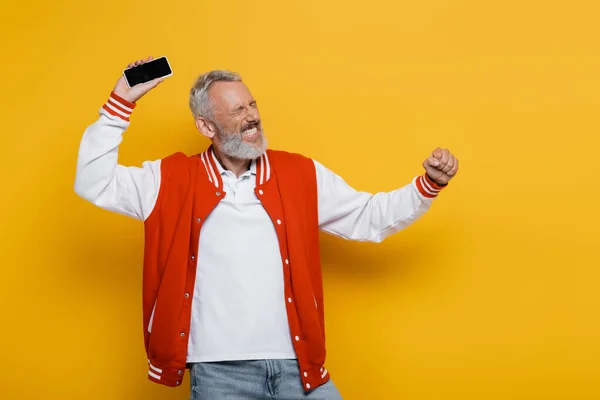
top-left (124, 57), bottom-right (172, 86)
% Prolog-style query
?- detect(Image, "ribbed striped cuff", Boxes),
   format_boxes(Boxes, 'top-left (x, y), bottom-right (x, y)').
top-left (102, 92), bottom-right (136, 121)
top-left (415, 174), bottom-right (446, 198)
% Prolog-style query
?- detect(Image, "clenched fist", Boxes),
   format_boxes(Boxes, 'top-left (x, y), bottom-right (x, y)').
top-left (422, 147), bottom-right (459, 186)
top-left (113, 56), bottom-right (165, 103)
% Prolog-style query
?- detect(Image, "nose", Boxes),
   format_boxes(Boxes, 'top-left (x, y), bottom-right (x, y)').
top-left (246, 104), bottom-right (259, 122)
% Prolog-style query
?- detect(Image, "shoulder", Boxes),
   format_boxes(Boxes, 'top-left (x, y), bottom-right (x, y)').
top-left (267, 149), bottom-right (335, 177)
top-left (266, 149), bottom-right (319, 191)
top-left (161, 151), bottom-right (201, 165)
top-left (162, 151), bottom-right (195, 163)
top-left (160, 151), bottom-right (202, 177)
top-left (267, 149), bottom-right (315, 169)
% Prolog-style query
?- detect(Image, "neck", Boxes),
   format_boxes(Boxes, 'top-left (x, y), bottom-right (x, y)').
top-left (212, 146), bottom-right (252, 178)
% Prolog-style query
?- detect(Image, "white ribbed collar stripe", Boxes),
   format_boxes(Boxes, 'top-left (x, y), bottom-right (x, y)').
top-left (257, 152), bottom-right (271, 185)
top-left (263, 151), bottom-right (271, 182)
top-left (207, 149), bottom-right (220, 186)
top-left (321, 368), bottom-right (328, 379)
top-left (200, 152), bottom-right (213, 184)
top-left (199, 149), bottom-right (220, 188)
top-left (259, 155), bottom-right (265, 184)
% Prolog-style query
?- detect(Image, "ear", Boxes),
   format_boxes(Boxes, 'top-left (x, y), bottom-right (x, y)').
top-left (195, 116), bottom-right (217, 139)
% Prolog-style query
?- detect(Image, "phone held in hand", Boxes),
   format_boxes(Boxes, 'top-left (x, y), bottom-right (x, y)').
top-left (123, 56), bottom-right (173, 87)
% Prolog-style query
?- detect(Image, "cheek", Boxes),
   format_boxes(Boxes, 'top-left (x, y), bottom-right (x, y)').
top-left (220, 120), bottom-right (241, 134)
top-left (233, 123), bottom-right (244, 134)
top-left (233, 117), bottom-right (245, 131)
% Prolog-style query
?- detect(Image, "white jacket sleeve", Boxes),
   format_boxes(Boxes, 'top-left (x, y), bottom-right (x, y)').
top-left (314, 160), bottom-right (446, 242)
top-left (74, 92), bottom-right (161, 221)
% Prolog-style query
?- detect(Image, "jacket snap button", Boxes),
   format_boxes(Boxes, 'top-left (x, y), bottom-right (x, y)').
top-left (216, 191), bottom-right (221, 196)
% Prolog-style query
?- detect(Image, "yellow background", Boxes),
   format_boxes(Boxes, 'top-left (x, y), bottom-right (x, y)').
top-left (1, 0), bottom-right (599, 399)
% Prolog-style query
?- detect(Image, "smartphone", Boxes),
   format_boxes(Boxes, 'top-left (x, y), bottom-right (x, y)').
top-left (123, 56), bottom-right (173, 87)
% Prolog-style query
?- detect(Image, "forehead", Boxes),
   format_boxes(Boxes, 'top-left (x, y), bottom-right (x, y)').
top-left (209, 81), bottom-right (253, 111)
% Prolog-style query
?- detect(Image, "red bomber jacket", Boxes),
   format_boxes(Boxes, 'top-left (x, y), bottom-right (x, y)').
top-left (142, 147), bottom-right (330, 392)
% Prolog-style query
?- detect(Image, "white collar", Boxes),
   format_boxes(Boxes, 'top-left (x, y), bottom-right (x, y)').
top-left (211, 149), bottom-right (257, 176)
top-left (200, 146), bottom-right (270, 189)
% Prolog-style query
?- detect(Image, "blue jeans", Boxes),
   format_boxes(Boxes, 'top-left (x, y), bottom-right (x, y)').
top-left (189, 359), bottom-right (343, 399)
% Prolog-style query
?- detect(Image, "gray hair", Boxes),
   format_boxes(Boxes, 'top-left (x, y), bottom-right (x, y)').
top-left (189, 70), bottom-right (242, 119)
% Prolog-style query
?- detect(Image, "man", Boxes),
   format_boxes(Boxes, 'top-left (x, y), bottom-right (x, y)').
top-left (74, 56), bottom-right (459, 400)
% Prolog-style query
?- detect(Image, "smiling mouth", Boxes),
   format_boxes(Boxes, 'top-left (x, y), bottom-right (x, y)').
top-left (242, 123), bottom-right (260, 137)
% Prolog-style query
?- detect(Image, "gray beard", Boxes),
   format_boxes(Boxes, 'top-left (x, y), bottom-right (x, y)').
top-left (215, 124), bottom-right (267, 160)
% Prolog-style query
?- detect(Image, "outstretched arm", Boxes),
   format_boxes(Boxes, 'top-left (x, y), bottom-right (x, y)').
top-left (316, 148), bottom-right (458, 242)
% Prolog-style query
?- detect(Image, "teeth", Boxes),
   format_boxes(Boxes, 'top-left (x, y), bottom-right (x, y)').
top-left (243, 127), bottom-right (258, 136)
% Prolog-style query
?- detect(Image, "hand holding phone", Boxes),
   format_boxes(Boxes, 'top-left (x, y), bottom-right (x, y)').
top-left (113, 56), bottom-right (171, 103)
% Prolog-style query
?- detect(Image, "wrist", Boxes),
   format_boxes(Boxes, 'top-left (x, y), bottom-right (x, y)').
top-left (415, 173), bottom-right (447, 198)
top-left (426, 173), bottom-right (447, 187)
top-left (102, 91), bottom-right (137, 122)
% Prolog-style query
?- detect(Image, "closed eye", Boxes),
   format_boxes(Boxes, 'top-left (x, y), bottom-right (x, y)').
top-left (230, 107), bottom-right (244, 115)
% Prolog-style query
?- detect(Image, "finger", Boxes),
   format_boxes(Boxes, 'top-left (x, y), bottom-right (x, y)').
top-left (432, 147), bottom-right (443, 159)
top-left (135, 59), bottom-right (144, 66)
top-left (142, 77), bottom-right (164, 91)
top-left (442, 154), bottom-right (455, 173)
top-left (422, 160), bottom-right (438, 179)
top-left (423, 156), bottom-right (440, 168)
top-left (447, 157), bottom-right (459, 176)
top-left (434, 149), bottom-right (448, 170)
top-left (147, 56), bottom-right (154, 61)
top-left (438, 148), bottom-right (450, 168)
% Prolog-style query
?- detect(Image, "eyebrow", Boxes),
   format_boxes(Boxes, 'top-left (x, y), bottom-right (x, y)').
top-left (230, 100), bottom-right (256, 113)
